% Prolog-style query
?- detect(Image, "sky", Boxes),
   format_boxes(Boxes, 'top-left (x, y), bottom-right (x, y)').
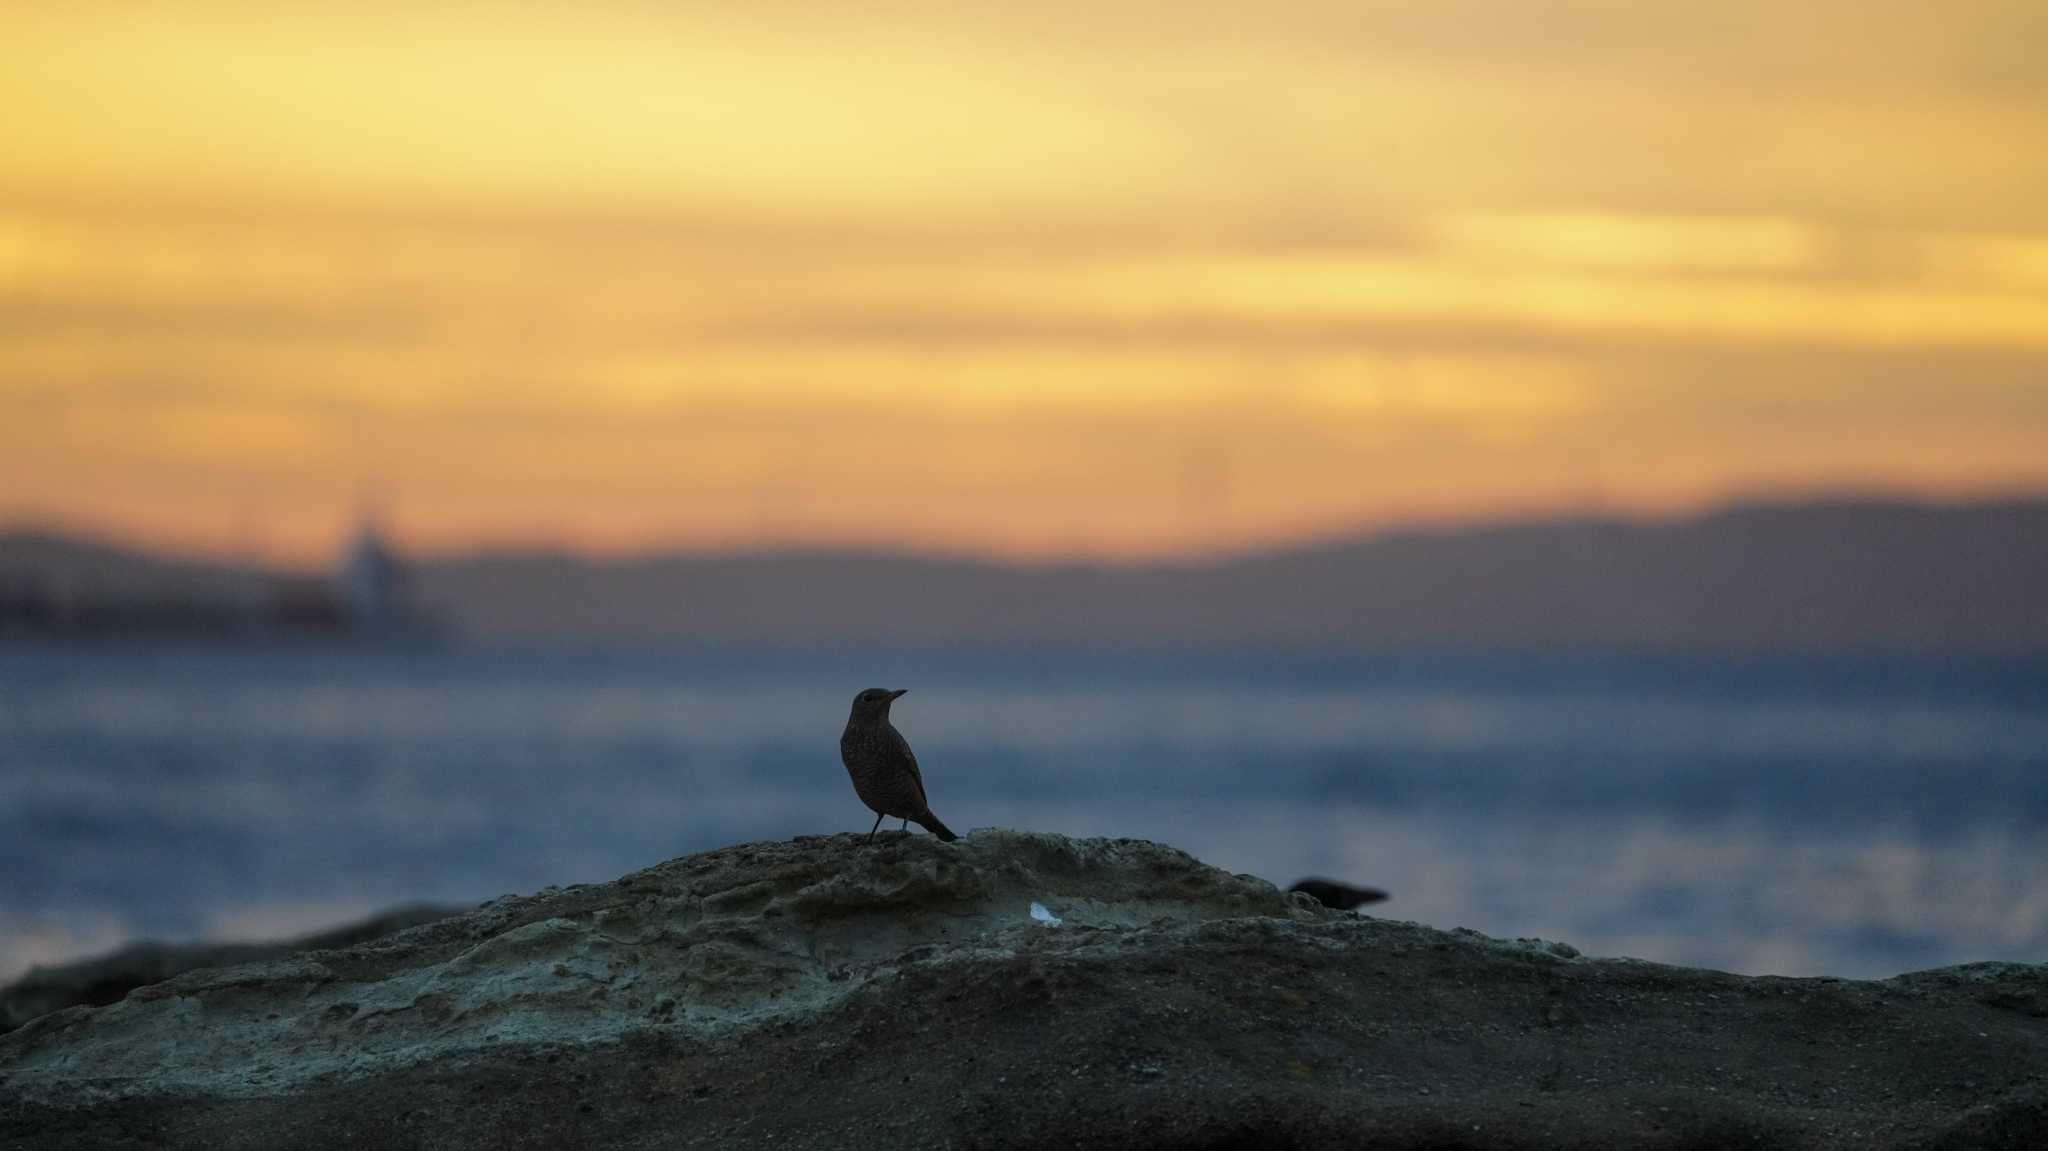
top-left (3, 0), bottom-right (2046, 565)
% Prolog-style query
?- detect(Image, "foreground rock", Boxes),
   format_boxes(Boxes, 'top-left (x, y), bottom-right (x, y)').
top-left (2, 832), bottom-right (2043, 1150)
top-left (0, 905), bottom-right (464, 1035)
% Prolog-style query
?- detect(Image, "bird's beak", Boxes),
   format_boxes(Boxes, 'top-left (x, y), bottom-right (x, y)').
top-left (888, 689), bottom-right (909, 701)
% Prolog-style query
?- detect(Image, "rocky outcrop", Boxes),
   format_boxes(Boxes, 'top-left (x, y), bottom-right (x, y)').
top-left (0, 905), bottom-right (463, 1035)
top-left (3, 831), bottom-right (2045, 1149)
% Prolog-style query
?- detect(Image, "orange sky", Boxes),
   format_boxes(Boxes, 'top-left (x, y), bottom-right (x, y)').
top-left (3, 0), bottom-right (2046, 565)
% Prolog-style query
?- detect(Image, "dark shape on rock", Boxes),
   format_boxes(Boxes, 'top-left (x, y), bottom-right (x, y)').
top-left (0, 903), bottom-right (463, 1034)
top-left (839, 687), bottom-right (957, 842)
top-left (1289, 878), bottom-right (1389, 910)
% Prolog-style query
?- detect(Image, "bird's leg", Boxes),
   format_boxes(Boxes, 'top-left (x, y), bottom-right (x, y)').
top-left (867, 812), bottom-right (884, 843)
top-left (900, 818), bottom-right (908, 831)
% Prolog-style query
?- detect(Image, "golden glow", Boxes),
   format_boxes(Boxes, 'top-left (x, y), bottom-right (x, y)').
top-left (2, 1), bottom-right (2046, 563)
top-left (1435, 214), bottom-right (1823, 274)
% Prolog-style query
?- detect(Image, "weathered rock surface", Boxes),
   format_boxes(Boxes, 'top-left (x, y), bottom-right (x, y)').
top-left (0, 905), bottom-right (464, 1035)
top-left (2, 831), bottom-right (2044, 1149)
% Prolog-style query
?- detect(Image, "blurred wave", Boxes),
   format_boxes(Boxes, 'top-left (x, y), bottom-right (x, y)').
top-left (2, 644), bottom-right (2043, 981)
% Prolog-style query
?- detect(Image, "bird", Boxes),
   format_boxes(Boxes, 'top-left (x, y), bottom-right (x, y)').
top-left (840, 688), bottom-right (958, 843)
top-left (1288, 878), bottom-right (1389, 911)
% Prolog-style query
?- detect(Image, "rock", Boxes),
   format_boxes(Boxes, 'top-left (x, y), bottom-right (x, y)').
top-left (2, 831), bottom-right (2045, 1150)
top-left (0, 904), bottom-right (464, 1035)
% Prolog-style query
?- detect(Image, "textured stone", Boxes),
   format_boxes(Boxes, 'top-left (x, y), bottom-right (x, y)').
top-left (3, 831), bottom-right (2045, 1150)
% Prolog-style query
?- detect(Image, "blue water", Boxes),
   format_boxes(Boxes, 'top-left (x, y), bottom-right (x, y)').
top-left (3, 644), bottom-right (2045, 981)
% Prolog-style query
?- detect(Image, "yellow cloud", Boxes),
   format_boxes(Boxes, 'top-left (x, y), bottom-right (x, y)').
top-left (1435, 213), bottom-right (1823, 274)
top-left (55, 401), bottom-right (331, 466)
top-left (4, 2), bottom-right (2048, 561)
top-left (1918, 234), bottom-right (2048, 289)
top-left (1299, 354), bottom-right (1592, 420)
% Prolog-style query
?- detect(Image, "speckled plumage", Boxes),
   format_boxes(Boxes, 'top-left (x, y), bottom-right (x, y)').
top-left (840, 688), bottom-right (957, 842)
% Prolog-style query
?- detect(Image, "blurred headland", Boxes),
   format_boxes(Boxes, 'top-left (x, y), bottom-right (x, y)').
top-left (0, 519), bottom-right (439, 644)
top-left (4, 493), bottom-right (2043, 653)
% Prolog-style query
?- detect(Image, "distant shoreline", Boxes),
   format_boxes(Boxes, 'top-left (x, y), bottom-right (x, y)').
top-left (7, 494), bottom-right (2048, 653)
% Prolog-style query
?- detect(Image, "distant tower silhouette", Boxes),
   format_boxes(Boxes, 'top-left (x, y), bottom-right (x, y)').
top-left (339, 518), bottom-right (403, 628)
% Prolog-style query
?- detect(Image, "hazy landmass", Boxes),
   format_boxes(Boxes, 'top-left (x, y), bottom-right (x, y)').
top-left (5, 496), bottom-right (2046, 652)
top-left (0, 532), bottom-right (271, 608)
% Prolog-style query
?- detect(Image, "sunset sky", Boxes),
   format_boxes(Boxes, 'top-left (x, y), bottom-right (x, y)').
top-left (4, 0), bottom-right (2046, 565)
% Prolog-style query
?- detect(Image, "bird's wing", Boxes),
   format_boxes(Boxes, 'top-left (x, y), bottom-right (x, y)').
top-left (889, 725), bottom-right (930, 810)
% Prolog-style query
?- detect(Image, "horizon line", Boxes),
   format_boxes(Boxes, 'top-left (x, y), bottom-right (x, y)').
top-left (6, 484), bottom-right (2046, 578)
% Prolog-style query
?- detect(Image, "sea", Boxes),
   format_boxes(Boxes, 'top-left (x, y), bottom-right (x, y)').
top-left (2, 643), bottom-right (2044, 982)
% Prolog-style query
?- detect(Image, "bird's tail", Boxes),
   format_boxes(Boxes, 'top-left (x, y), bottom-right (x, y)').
top-left (914, 810), bottom-right (958, 842)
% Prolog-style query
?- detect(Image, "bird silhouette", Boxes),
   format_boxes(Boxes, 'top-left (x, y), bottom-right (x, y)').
top-left (839, 688), bottom-right (957, 843)
top-left (1288, 878), bottom-right (1388, 911)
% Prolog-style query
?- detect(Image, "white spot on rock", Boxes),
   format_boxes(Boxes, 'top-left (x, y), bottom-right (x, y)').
top-left (1029, 902), bottom-right (1062, 927)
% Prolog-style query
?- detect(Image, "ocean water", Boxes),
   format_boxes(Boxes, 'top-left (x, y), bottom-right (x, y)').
top-left (2, 643), bottom-right (2044, 982)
